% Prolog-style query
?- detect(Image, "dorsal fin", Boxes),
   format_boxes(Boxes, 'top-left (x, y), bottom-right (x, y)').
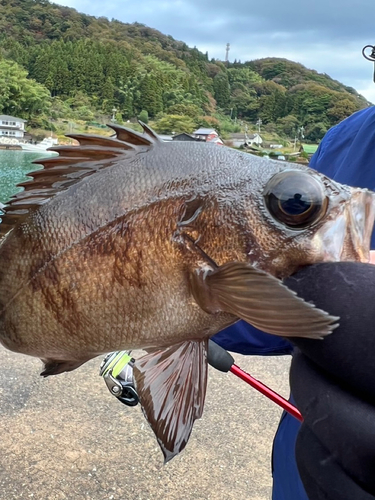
top-left (0, 123), bottom-right (161, 238)
top-left (107, 122), bottom-right (157, 145)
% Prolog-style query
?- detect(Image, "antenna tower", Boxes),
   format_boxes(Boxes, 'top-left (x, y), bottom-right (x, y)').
top-left (225, 43), bottom-right (230, 63)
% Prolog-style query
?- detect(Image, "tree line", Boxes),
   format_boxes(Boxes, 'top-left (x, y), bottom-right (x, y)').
top-left (0, 0), bottom-right (369, 141)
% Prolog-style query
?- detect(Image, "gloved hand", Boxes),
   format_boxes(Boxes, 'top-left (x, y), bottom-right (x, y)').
top-left (284, 262), bottom-right (375, 500)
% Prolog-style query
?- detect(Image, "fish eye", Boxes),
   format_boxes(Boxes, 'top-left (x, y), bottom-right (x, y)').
top-left (263, 171), bottom-right (328, 229)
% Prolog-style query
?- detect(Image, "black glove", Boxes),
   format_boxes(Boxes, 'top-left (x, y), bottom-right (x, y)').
top-left (284, 262), bottom-right (375, 500)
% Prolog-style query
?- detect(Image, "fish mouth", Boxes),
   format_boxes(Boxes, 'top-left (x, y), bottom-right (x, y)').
top-left (314, 188), bottom-right (375, 263)
top-left (344, 189), bottom-right (375, 261)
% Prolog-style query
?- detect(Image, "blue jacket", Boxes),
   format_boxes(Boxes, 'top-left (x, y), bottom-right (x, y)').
top-left (212, 106), bottom-right (375, 499)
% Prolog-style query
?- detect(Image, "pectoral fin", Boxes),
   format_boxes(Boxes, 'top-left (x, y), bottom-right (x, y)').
top-left (190, 262), bottom-right (339, 339)
top-left (133, 340), bottom-right (208, 463)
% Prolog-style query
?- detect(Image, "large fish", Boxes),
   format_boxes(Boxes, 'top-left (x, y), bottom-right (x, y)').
top-left (0, 124), bottom-right (374, 461)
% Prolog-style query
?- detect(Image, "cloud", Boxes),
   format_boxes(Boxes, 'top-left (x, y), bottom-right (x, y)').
top-left (54, 0), bottom-right (375, 102)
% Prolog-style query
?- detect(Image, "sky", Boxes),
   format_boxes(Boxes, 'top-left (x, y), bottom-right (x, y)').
top-left (55, 0), bottom-right (375, 103)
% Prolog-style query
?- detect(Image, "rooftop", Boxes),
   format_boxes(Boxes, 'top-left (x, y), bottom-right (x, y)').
top-left (193, 128), bottom-right (217, 135)
top-left (301, 144), bottom-right (319, 154)
top-left (0, 115), bottom-right (27, 122)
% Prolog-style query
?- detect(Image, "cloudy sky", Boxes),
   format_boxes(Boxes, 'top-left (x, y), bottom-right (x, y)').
top-left (55, 0), bottom-right (375, 103)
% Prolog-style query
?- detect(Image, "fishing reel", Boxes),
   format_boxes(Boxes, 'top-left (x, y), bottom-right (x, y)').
top-left (99, 351), bottom-right (139, 407)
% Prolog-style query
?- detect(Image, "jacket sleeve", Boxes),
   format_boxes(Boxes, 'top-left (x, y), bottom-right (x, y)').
top-left (212, 321), bottom-right (293, 356)
top-left (309, 106), bottom-right (375, 250)
top-left (310, 107), bottom-right (375, 192)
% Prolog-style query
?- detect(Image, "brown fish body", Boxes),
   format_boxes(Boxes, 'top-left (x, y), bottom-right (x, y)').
top-left (0, 124), bottom-right (374, 461)
top-left (0, 141), bottom-right (322, 356)
top-left (0, 141), bottom-right (270, 359)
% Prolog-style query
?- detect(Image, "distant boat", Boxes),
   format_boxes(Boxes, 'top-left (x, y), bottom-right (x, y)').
top-left (20, 136), bottom-right (59, 153)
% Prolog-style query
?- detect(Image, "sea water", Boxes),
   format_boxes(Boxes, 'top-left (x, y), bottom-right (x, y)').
top-left (0, 150), bottom-right (53, 204)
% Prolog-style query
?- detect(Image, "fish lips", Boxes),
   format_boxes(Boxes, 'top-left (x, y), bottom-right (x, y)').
top-left (313, 188), bottom-right (375, 263)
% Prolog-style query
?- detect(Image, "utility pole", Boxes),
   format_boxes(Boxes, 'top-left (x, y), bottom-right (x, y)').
top-left (256, 118), bottom-right (262, 133)
top-left (225, 43), bottom-right (230, 63)
top-left (69, 122), bottom-right (74, 145)
top-left (293, 126), bottom-right (305, 151)
top-left (244, 124), bottom-right (249, 146)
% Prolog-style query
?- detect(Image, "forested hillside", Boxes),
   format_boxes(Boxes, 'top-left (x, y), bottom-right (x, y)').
top-left (0, 0), bottom-right (370, 140)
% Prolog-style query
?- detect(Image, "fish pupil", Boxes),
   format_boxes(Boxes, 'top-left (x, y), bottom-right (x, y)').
top-left (279, 193), bottom-right (311, 216)
top-left (263, 171), bottom-right (328, 229)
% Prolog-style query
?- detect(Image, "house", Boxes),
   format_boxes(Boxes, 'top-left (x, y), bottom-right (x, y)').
top-left (246, 133), bottom-right (263, 146)
top-left (172, 132), bottom-right (200, 142)
top-left (229, 132), bottom-right (263, 148)
top-left (192, 128), bottom-right (219, 142)
top-left (207, 136), bottom-right (224, 146)
top-left (0, 115), bottom-right (27, 142)
top-left (158, 134), bottom-right (173, 142)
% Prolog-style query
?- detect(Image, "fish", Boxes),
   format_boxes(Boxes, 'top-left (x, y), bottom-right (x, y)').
top-left (0, 123), bottom-right (374, 462)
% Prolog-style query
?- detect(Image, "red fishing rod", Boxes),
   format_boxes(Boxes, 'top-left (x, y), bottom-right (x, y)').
top-left (100, 340), bottom-right (303, 422)
top-left (207, 339), bottom-right (303, 422)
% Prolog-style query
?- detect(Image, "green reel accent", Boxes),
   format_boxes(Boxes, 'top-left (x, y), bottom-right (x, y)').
top-left (101, 351), bottom-right (132, 378)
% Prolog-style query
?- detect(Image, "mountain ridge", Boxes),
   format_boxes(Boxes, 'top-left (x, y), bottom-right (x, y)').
top-left (0, 0), bottom-right (370, 140)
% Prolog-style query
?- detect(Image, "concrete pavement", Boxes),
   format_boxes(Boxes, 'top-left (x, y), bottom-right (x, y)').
top-left (0, 346), bottom-right (291, 500)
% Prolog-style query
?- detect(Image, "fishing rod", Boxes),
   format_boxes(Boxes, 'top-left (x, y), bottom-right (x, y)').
top-left (207, 339), bottom-right (303, 422)
top-left (100, 340), bottom-right (303, 422)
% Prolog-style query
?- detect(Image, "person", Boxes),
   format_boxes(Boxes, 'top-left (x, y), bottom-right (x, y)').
top-left (102, 106), bottom-right (375, 499)
top-left (212, 105), bottom-right (375, 499)
top-left (286, 262), bottom-right (375, 499)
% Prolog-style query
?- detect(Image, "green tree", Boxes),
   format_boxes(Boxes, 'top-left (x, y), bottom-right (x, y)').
top-left (230, 88), bottom-right (259, 120)
top-left (305, 122), bottom-right (328, 142)
top-left (0, 56), bottom-right (51, 118)
top-left (213, 73), bottom-right (230, 108)
top-left (198, 115), bottom-right (221, 132)
top-left (253, 81), bottom-right (286, 123)
top-left (65, 91), bottom-right (94, 120)
top-left (100, 77), bottom-right (115, 113)
top-left (166, 103), bottom-right (202, 119)
top-left (0, 1), bottom-right (368, 131)
top-left (275, 115), bottom-right (300, 137)
top-left (153, 114), bottom-right (196, 134)
top-left (138, 109), bottom-right (149, 123)
top-left (327, 98), bottom-right (358, 124)
top-left (137, 75), bottom-right (163, 117)
top-left (227, 67), bottom-right (262, 86)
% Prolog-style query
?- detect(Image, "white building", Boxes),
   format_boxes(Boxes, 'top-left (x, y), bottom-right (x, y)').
top-left (0, 115), bottom-right (27, 142)
top-left (246, 133), bottom-right (263, 146)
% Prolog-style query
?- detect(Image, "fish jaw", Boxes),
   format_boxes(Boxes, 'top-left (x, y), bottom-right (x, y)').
top-left (345, 188), bottom-right (375, 261)
top-left (312, 188), bottom-right (375, 263)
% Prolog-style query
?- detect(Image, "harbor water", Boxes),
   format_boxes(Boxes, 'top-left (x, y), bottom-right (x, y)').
top-left (0, 150), bottom-right (53, 204)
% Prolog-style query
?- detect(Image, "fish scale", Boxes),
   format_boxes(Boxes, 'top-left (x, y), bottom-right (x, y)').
top-left (0, 122), bottom-right (374, 461)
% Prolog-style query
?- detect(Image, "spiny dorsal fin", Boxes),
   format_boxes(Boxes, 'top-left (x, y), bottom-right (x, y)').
top-left (0, 123), bottom-right (161, 237)
top-left (108, 122), bottom-right (159, 145)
